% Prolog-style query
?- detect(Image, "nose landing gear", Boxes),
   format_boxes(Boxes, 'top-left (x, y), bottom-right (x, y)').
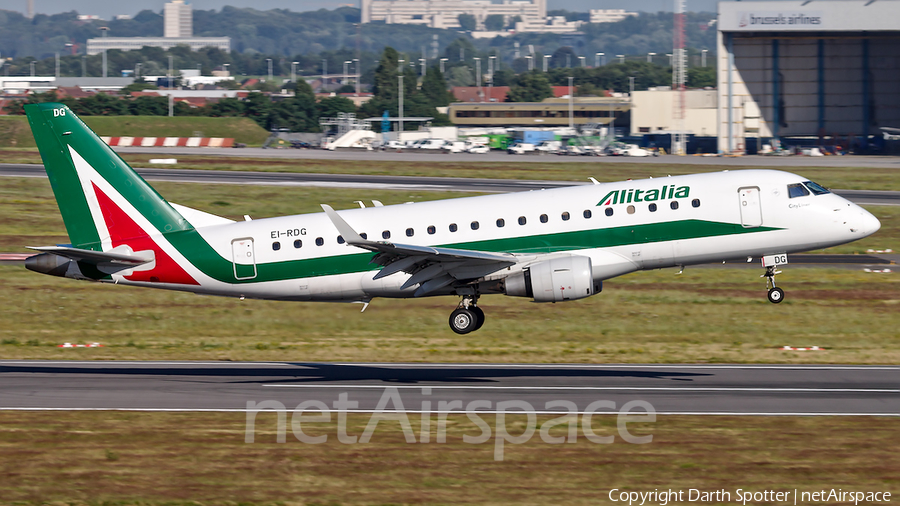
top-left (762, 265), bottom-right (785, 304)
top-left (449, 295), bottom-right (485, 334)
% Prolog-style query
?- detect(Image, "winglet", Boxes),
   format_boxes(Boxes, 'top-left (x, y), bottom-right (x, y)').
top-left (321, 204), bottom-right (365, 244)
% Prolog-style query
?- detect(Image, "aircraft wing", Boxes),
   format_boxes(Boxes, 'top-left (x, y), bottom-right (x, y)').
top-left (322, 204), bottom-right (517, 296)
top-left (27, 246), bottom-right (152, 266)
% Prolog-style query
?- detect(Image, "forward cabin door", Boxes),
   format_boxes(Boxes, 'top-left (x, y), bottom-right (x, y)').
top-left (738, 187), bottom-right (763, 228)
top-left (231, 238), bottom-right (257, 280)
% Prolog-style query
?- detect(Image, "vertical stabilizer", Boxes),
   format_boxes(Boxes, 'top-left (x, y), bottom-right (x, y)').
top-left (25, 103), bottom-right (192, 250)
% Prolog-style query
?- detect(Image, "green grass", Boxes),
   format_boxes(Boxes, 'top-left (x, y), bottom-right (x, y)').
top-left (0, 115), bottom-right (269, 147)
top-left (0, 176), bottom-right (897, 363)
top-left (0, 411), bottom-right (895, 504)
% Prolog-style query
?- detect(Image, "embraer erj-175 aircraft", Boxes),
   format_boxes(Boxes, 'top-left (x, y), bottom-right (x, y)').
top-left (24, 103), bottom-right (881, 334)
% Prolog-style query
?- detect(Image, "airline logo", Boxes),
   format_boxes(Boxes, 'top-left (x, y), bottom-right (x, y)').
top-left (597, 185), bottom-right (690, 206)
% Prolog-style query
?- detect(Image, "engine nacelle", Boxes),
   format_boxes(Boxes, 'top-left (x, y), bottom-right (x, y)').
top-left (504, 255), bottom-right (600, 302)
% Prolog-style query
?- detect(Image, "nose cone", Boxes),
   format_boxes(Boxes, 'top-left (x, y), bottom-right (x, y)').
top-left (861, 209), bottom-right (881, 237)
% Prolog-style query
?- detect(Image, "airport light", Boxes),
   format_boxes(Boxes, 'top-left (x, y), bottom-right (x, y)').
top-left (55, 52), bottom-right (60, 78)
top-left (223, 63), bottom-right (230, 76)
top-left (266, 58), bottom-right (273, 82)
top-left (666, 53), bottom-right (673, 66)
top-left (439, 58), bottom-right (448, 73)
top-left (595, 52), bottom-right (602, 67)
top-left (542, 54), bottom-right (549, 72)
top-left (701, 49), bottom-right (708, 67)
top-left (344, 60), bottom-right (350, 83)
top-left (135, 62), bottom-right (141, 79)
top-left (647, 52), bottom-right (656, 63)
top-left (578, 55), bottom-right (585, 67)
top-left (474, 57), bottom-right (481, 102)
top-left (353, 58), bottom-right (359, 95)
top-left (168, 55), bottom-right (174, 117)
top-left (30, 61), bottom-right (35, 77)
top-left (567, 76), bottom-right (574, 129)
top-left (398, 74), bottom-right (404, 138)
top-left (418, 58), bottom-right (425, 77)
top-left (526, 54), bottom-right (533, 71)
top-left (617, 54), bottom-right (625, 64)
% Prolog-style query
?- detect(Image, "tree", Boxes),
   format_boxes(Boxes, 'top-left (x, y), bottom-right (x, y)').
top-left (317, 96), bottom-right (356, 118)
top-left (128, 95), bottom-right (168, 115)
top-left (121, 82), bottom-right (158, 94)
top-left (445, 66), bottom-right (474, 87)
top-left (210, 97), bottom-right (244, 117)
top-left (444, 38), bottom-right (476, 64)
top-left (507, 15), bottom-right (522, 29)
top-left (421, 66), bottom-right (453, 108)
top-left (457, 13), bottom-right (476, 32)
top-left (242, 92), bottom-right (272, 128)
top-left (484, 15), bottom-right (505, 31)
top-left (688, 66), bottom-right (715, 88)
top-left (372, 47), bottom-right (401, 102)
top-left (550, 46), bottom-right (577, 69)
top-left (506, 71), bottom-right (553, 102)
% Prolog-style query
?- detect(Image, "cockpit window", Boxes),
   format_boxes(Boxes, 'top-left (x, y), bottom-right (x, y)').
top-left (787, 183), bottom-right (810, 198)
top-left (803, 181), bottom-right (831, 195)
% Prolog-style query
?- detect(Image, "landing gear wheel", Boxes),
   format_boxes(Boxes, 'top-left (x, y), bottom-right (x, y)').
top-left (767, 287), bottom-right (785, 304)
top-left (449, 308), bottom-right (478, 334)
top-left (471, 306), bottom-right (485, 331)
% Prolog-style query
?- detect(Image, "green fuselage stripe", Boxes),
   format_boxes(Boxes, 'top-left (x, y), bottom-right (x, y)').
top-left (166, 219), bottom-right (781, 284)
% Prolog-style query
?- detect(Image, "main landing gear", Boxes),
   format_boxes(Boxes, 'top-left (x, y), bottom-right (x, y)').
top-left (449, 295), bottom-right (485, 334)
top-left (762, 265), bottom-right (785, 304)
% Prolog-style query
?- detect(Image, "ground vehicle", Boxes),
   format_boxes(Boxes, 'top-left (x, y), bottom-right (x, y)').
top-left (467, 143), bottom-right (490, 154)
top-left (418, 139), bottom-right (447, 150)
top-left (535, 140), bottom-right (563, 154)
top-left (442, 141), bottom-right (468, 153)
top-left (507, 142), bottom-right (536, 154)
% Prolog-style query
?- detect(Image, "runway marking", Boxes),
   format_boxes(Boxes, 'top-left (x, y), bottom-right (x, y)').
top-left (263, 385), bottom-right (899, 393)
top-left (0, 407), bottom-right (896, 416)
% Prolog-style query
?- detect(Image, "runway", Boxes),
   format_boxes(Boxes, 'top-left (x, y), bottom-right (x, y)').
top-left (112, 146), bottom-right (900, 168)
top-left (1, 361), bottom-right (897, 415)
top-left (2, 164), bottom-right (899, 204)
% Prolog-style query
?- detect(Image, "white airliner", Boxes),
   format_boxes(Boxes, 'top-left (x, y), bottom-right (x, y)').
top-left (24, 103), bottom-right (881, 333)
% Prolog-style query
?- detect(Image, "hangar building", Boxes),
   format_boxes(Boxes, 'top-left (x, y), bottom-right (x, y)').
top-left (717, 1), bottom-right (900, 153)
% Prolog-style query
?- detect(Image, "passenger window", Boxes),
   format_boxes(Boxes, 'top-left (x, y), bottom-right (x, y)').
top-left (427, 226), bottom-right (436, 234)
top-left (272, 242), bottom-right (281, 251)
top-left (360, 233), bottom-right (367, 239)
top-left (627, 205), bottom-right (635, 214)
top-left (449, 223), bottom-right (458, 232)
top-left (293, 239), bottom-right (302, 248)
top-left (670, 201), bottom-right (679, 210)
top-left (803, 181), bottom-right (830, 195)
top-left (337, 236), bottom-right (344, 244)
top-left (540, 214), bottom-right (548, 223)
top-left (648, 203), bottom-right (657, 212)
top-left (605, 207), bottom-right (613, 216)
top-left (561, 212), bottom-right (570, 221)
top-left (788, 183), bottom-right (810, 198)
top-left (518, 216), bottom-right (526, 225)
top-left (406, 228), bottom-right (414, 237)
top-left (315, 237), bottom-right (324, 246)
top-left (382, 230), bottom-right (391, 239)
top-left (583, 210), bottom-right (592, 219)
top-left (692, 199), bottom-right (701, 208)
top-left (496, 218), bottom-right (505, 228)
top-left (471, 221), bottom-right (480, 230)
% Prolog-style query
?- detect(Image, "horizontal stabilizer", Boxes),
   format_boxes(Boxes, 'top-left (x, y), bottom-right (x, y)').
top-left (27, 246), bottom-right (152, 266)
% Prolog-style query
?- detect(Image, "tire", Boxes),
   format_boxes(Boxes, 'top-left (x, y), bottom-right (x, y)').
top-left (449, 308), bottom-right (477, 334)
top-left (767, 287), bottom-right (785, 304)
top-left (471, 306), bottom-right (485, 331)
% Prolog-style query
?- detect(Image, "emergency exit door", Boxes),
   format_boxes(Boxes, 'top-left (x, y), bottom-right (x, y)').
top-left (738, 187), bottom-right (763, 228)
top-left (232, 238), bottom-right (257, 280)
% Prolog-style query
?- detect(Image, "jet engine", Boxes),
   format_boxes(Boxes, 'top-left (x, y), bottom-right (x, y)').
top-left (504, 255), bottom-right (600, 302)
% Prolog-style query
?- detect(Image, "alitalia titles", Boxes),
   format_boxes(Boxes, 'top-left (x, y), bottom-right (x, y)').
top-left (598, 185), bottom-right (690, 206)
